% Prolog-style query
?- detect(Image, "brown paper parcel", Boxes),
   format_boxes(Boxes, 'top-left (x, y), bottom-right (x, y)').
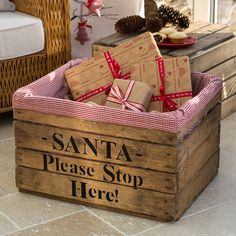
top-left (64, 32), bottom-right (161, 105)
top-left (128, 56), bottom-right (192, 112)
top-left (105, 79), bottom-right (153, 111)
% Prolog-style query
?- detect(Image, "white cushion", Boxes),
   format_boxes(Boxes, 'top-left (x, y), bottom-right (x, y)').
top-left (0, 11), bottom-right (44, 60)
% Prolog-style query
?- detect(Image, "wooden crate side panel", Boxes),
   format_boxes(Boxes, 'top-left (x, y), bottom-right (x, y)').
top-left (16, 148), bottom-right (177, 194)
top-left (14, 109), bottom-right (177, 146)
top-left (205, 56), bottom-right (236, 80)
top-left (221, 94), bottom-right (236, 119)
top-left (177, 95), bottom-right (221, 140)
top-left (177, 105), bottom-right (220, 189)
top-left (14, 121), bottom-right (177, 173)
top-left (190, 37), bottom-right (236, 72)
top-left (178, 104), bottom-right (221, 164)
top-left (175, 150), bottom-right (219, 220)
top-left (178, 128), bottom-right (220, 190)
top-left (222, 75), bottom-right (236, 100)
top-left (16, 166), bottom-right (176, 221)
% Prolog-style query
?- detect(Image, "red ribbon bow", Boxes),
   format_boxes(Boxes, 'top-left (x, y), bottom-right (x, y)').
top-left (151, 57), bottom-right (192, 112)
top-left (159, 85), bottom-right (178, 111)
top-left (107, 81), bottom-right (146, 112)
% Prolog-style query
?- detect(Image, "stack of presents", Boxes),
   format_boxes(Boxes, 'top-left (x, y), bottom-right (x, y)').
top-left (64, 32), bottom-right (193, 114)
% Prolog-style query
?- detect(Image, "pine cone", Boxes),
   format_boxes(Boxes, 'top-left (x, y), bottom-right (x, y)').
top-left (115, 15), bottom-right (146, 34)
top-left (146, 14), bottom-right (163, 33)
top-left (159, 5), bottom-right (174, 24)
top-left (174, 14), bottom-right (190, 29)
top-left (158, 4), bottom-right (190, 29)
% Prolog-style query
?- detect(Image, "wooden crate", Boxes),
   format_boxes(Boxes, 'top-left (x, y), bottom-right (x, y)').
top-left (14, 91), bottom-right (221, 221)
top-left (92, 22), bottom-right (236, 119)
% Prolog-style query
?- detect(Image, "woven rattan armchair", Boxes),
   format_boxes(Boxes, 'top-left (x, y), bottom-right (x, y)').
top-left (0, 0), bottom-right (71, 113)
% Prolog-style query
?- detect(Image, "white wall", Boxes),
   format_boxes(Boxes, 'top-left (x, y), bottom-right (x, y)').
top-left (192, 0), bottom-right (211, 22)
top-left (70, 0), bottom-right (143, 59)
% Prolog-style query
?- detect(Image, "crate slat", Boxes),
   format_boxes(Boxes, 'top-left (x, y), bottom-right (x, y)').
top-left (205, 56), bottom-right (236, 80)
top-left (14, 109), bottom-right (177, 145)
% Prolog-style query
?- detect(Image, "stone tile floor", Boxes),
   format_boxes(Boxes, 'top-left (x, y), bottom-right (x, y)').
top-left (0, 111), bottom-right (236, 236)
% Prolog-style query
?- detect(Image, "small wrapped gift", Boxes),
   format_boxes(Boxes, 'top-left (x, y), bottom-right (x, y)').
top-left (105, 79), bottom-right (153, 112)
top-left (128, 56), bottom-right (193, 112)
top-left (64, 32), bottom-right (161, 105)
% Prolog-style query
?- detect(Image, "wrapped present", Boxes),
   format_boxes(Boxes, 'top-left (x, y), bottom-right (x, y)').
top-left (64, 32), bottom-right (161, 105)
top-left (129, 56), bottom-right (193, 112)
top-left (105, 79), bottom-right (153, 112)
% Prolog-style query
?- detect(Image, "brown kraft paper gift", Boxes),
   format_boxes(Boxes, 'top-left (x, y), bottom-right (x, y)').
top-left (64, 32), bottom-right (161, 105)
top-left (105, 79), bottom-right (153, 112)
top-left (128, 56), bottom-right (193, 112)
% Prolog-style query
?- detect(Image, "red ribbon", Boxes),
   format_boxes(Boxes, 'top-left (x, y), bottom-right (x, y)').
top-left (104, 51), bottom-right (131, 80)
top-left (76, 83), bottom-right (112, 102)
top-left (151, 57), bottom-right (192, 112)
top-left (107, 81), bottom-right (146, 112)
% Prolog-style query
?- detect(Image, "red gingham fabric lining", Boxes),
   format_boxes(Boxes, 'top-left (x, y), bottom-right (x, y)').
top-left (12, 59), bottom-right (222, 133)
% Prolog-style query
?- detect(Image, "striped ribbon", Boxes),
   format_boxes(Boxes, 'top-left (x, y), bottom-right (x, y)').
top-left (107, 80), bottom-right (146, 112)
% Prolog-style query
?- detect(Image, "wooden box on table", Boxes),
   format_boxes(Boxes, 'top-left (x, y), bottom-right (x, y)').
top-left (93, 22), bottom-right (236, 118)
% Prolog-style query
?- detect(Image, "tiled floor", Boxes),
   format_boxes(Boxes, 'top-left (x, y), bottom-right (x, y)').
top-left (0, 111), bottom-right (236, 236)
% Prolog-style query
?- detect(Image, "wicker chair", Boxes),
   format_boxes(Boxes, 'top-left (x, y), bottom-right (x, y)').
top-left (0, 0), bottom-right (71, 113)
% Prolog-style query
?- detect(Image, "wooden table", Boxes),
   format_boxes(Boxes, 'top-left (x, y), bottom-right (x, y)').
top-left (92, 22), bottom-right (236, 119)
